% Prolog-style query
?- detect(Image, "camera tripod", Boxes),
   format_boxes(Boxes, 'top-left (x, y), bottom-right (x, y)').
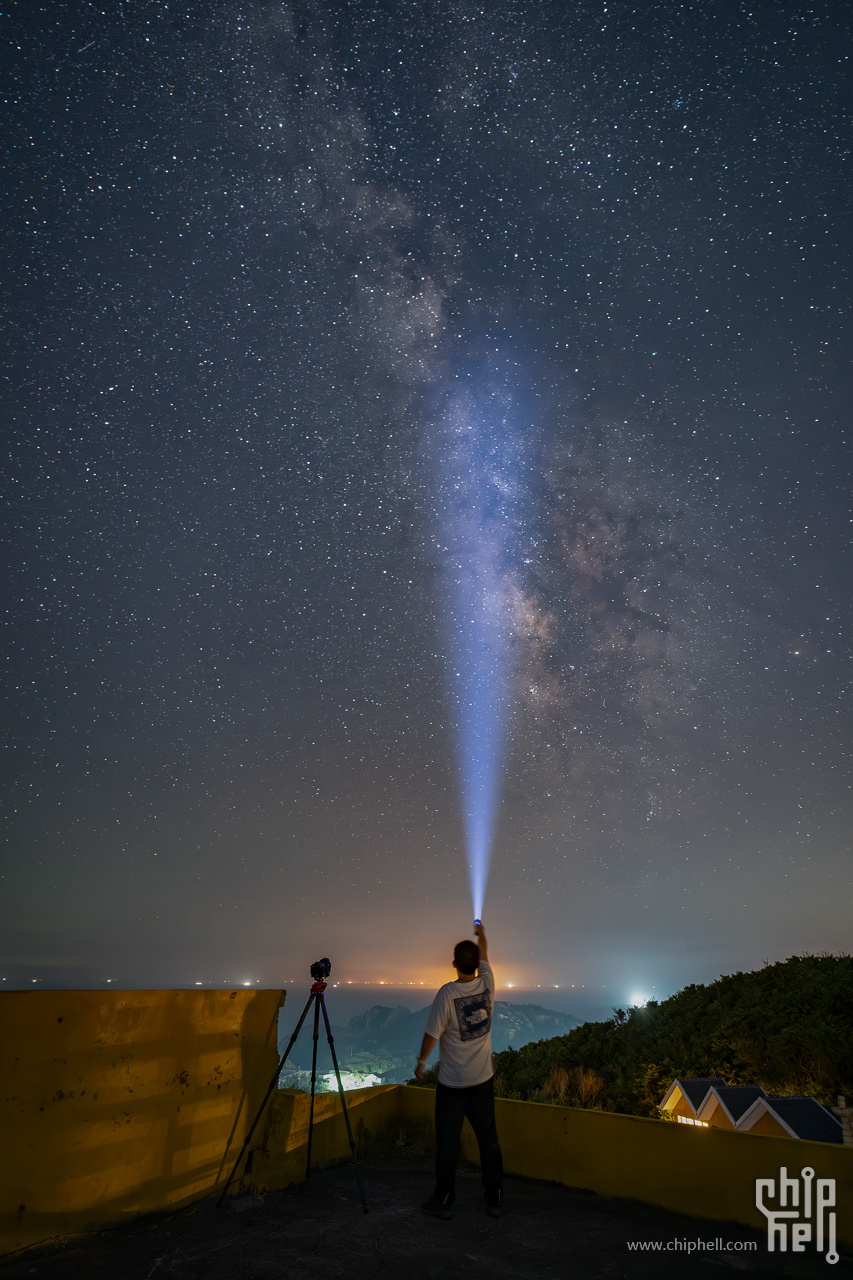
top-left (217, 960), bottom-right (368, 1214)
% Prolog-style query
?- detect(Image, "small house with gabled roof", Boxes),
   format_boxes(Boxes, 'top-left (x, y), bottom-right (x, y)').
top-left (738, 1094), bottom-right (844, 1143)
top-left (658, 1077), bottom-right (727, 1126)
top-left (696, 1084), bottom-right (768, 1130)
top-left (659, 1077), bottom-right (844, 1143)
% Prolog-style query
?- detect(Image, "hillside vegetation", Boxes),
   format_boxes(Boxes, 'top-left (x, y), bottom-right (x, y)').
top-left (482, 955), bottom-right (851, 1116)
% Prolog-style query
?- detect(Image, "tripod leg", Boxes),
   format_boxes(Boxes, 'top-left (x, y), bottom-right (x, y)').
top-left (216, 989), bottom-right (314, 1208)
top-left (305, 994), bottom-right (322, 1178)
top-left (320, 994), bottom-right (369, 1214)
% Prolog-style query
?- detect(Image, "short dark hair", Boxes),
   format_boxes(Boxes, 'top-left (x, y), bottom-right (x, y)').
top-left (453, 940), bottom-right (481, 973)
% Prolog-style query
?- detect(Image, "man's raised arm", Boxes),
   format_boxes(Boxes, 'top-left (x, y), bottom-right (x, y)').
top-left (474, 920), bottom-right (488, 964)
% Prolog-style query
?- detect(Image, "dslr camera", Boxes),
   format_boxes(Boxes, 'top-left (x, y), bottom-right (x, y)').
top-left (310, 957), bottom-right (332, 982)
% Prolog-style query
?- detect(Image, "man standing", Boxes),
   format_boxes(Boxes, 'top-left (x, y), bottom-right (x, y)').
top-left (414, 921), bottom-right (504, 1219)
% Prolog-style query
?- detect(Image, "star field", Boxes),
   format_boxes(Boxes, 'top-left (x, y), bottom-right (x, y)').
top-left (2, 0), bottom-right (850, 996)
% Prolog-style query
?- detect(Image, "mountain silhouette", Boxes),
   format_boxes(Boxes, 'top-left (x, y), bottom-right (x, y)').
top-left (280, 1001), bottom-right (581, 1079)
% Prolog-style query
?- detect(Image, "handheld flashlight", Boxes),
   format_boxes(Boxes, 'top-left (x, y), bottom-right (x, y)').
top-left (474, 918), bottom-right (481, 928)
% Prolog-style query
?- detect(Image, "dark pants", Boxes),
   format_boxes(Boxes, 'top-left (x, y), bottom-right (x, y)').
top-left (434, 1076), bottom-right (503, 1204)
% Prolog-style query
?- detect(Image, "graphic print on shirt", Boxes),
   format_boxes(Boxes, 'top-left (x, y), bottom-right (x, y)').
top-left (453, 989), bottom-right (492, 1042)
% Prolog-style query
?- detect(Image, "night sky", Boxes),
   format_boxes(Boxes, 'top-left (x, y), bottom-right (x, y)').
top-left (2, 1), bottom-right (850, 1007)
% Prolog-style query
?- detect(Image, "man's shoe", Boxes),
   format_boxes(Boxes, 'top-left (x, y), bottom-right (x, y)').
top-left (421, 1194), bottom-right (454, 1220)
top-left (485, 1190), bottom-right (503, 1218)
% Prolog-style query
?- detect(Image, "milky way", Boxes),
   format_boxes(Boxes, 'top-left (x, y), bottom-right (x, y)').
top-left (2, 1), bottom-right (850, 999)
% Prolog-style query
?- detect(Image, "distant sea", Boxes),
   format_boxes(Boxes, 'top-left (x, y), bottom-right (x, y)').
top-left (2, 972), bottom-right (613, 1028)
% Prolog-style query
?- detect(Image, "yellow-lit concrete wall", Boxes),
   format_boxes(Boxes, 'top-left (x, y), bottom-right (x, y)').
top-left (390, 1089), bottom-right (853, 1247)
top-left (5, 997), bottom-right (851, 1259)
top-left (250, 1084), bottom-right (853, 1246)
top-left (1, 988), bottom-right (284, 1255)
top-left (260, 1086), bottom-right (846, 1247)
top-left (248, 1085), bottom-right (402, 1193)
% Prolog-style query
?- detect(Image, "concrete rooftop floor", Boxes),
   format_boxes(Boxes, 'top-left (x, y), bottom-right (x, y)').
top-left (2, 1144), bottom-right (849, 1280)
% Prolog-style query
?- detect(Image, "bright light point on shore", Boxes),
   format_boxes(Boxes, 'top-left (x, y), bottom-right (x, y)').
top-left (243, 981), bottom-right (252, 987)
top-left (195, 982), bottom-right (202, 986)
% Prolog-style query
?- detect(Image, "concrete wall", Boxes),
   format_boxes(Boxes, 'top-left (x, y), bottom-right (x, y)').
top-left (4, 995), bottom-right (850, 1258)
top-left (248, 1085), bottom-right (402, 1193)
top-left (247, 1083), bottom-right (851, 1246)
top-left (1, 988), bottom-right (284, 1255)
top-left (395, 1087), bottom-right (853, 1246)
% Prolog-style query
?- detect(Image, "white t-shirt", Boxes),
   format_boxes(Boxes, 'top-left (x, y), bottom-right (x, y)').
top-left (424, 960), bottom-right (495, 1088)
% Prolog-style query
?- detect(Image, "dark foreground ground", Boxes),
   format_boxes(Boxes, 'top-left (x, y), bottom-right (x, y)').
top-left (3, 1143), bottom-right (849, 1280)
